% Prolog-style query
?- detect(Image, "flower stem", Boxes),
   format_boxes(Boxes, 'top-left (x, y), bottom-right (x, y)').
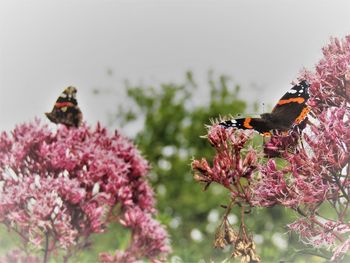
top-left (333, 172), bottom-right (349, 202)
top-left (43, 232), bottom-right (49, 263)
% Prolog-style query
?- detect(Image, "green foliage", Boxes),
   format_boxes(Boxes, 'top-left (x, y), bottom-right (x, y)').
top-left (74, 222), bottom-right (131, 263)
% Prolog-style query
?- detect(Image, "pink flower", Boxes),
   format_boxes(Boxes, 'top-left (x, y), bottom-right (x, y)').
top-left (111, 207), bottom-right (170, 261)
top-left (192, 125), bottom-right (258, 199)
top-left (0, 120), bottom-right (170, 262)
top-left (263, 129), bottom-right (302, 158)
top-left (287, 218), bottom-right (347, 248)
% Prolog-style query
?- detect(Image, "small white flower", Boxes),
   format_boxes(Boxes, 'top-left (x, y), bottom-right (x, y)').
top-left (34, 174), bottom-right (41, 188)
top-left (51, 205), bottom-right (60, 220)
top-left (27, 198), bottom-right (37, 213)
top-left (53, 205), bottom-right (60, 215)
top-left (55, 196), bottom-right (63, 207)
top-left (92, 182), bottom-right (100, 196)
top-left (4, 167), bottom-right (18, 182)
top-left (63, 170), bottom-right (69, 178)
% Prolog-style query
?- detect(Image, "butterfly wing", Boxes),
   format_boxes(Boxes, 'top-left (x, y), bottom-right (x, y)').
top-left (220, 117), bottom-right (272, 135)
top-left (219, 81), bottom-right (310, 135)
top-left (269, 80), bottom-right (310, 129)
top-left (45, 86), bottom-right (82, 127)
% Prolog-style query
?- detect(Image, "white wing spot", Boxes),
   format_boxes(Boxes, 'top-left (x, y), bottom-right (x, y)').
top-left (288, 89), bottom-right (297, 94)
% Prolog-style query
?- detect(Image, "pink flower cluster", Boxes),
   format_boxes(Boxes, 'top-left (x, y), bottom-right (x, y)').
top-left (288, 219), bottom-right (350, 249)
top-left (193, 36), bottom-right (350, 261)
top-left (306, 36), bottom-right (350, 112)
top-left (0, 120), bottom-right (170, 262)
top-left (192, 126), bottom-right (257, 201)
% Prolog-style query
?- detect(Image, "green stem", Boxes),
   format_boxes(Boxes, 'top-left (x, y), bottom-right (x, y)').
top-left (43, 232), bottom-right (49, 263)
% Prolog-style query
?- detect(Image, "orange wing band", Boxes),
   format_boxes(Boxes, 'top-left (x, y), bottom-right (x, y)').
top-left (243, 118), bottom-right (253, 129)
top-left (277, 97), bottom-right (305, 105)
top-left (295, 106), bottom-right (310, 124)
top-left (55, 102), bottom-right (74, 108)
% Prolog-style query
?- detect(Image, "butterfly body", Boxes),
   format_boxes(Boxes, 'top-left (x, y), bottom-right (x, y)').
top-left (220, 81), bottom-right (310, 135)
top-left (45, 86), bottom-right (82, 127)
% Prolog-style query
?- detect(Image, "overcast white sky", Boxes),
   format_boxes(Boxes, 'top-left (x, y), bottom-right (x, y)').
top-left (0, 0), bottom-right (349, 134)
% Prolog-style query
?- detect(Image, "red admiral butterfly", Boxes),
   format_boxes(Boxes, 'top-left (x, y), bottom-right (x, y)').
top-left (45, 86), bottom-right (83, 127)
top-left (220, 80), bottom-right (310, 136)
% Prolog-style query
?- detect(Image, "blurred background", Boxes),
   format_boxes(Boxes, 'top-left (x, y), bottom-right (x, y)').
top-left (1, 0), bottom-right (350, 262)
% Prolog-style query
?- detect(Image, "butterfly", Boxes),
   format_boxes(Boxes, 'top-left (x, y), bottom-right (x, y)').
top-left (45, 86), bottom-right (83, 127)
top-left (219, 80), bottom-right (310, 136)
